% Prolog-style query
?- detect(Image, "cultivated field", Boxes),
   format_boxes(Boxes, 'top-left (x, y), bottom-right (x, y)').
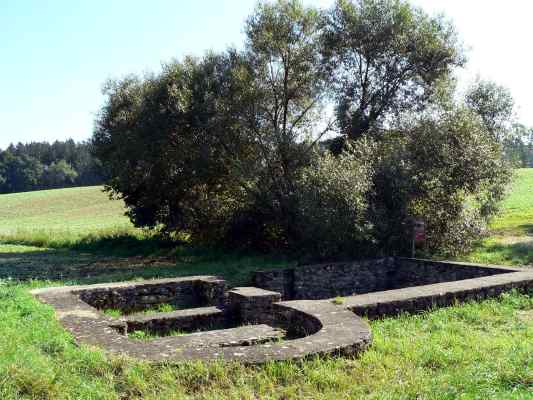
top-left (0, 171), bottom-right (531, 399)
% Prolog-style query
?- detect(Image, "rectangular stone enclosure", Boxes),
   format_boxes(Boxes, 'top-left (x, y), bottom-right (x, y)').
top-left (253, 258), bottom-right (533, 318)
top-left (32, 276), bottom-right (374, 363)
top-left (31, 259), bottom-right (532, 364)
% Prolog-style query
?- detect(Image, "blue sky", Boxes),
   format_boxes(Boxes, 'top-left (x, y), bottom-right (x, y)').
top-left (1, 0), bottom-right (532, 149)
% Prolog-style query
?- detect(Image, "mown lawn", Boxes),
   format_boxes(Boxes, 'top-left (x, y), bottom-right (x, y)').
top-left (0, 173), bottom-right (531, 399)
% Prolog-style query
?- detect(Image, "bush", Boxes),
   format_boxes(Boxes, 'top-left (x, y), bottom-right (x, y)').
top-left (93, 1), bottom-right (327, 253)
top-left (292, 144), bottom-right (374, 259)
top-left (364, 107), bottom-right (511, 256)
top-left (93, 54), bottom-right (259, 244)
top-left (93, 63), bottom-right (511, 259)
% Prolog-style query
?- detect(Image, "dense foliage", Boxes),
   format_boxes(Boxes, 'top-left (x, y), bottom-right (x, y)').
top-left (94, 1), bottom-right (330, 251)
top-left (365, 106), bottom-right (511, 256)
top-left (93, 0), bottom-right (515, 259)
top-left (322, 0), bottom-right (464, 147)
top-left (0, 140), bottom-right (103, 193)
top-left (293, 144), bottom-right (375, 258)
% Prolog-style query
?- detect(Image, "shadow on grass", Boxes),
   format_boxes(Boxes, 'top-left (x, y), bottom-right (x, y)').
top-left (469, 239), bottom-right (533, 266)
top-left (0, 231), bottom-right (179, 258)
top-left (69, 233), bottom-right (179, 257)
top-left (0, 242), bottom-right (293, 287)
top-left (517, 224), bottom-right (533, 235)
top-left (491, 223), bottom-right (533, 237)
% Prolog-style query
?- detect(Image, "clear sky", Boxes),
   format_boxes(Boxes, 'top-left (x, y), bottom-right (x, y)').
top-left (1, 0), bottom-right (532, 149)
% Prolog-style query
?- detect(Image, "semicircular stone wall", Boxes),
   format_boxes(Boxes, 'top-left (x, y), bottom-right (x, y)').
top-left (31, 276), bottom-right (372, 364)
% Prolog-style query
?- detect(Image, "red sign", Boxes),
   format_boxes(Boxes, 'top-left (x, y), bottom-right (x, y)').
top-left (414, 220), bottom-right (425, 243)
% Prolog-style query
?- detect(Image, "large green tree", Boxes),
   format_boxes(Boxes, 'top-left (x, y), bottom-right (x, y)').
top-left (93, 53), bottom-right (255, 238)
top-left (322, 0), bottom-right (464, 146)
top-left (0, 140), bottom-right (104, 193)
top-left (0, 151), bottom-right (44, 193)
top-left (42, 159), bottom-right (78, 188)
top-left (93, 0), bottom-right (331, 249)
top-left (365, 105), bottom-right (510, 255)
top-left (465, 79), bottom-right (515, 141)
top-left (92, 0), bottom-right (512, 259)
top-left (239, 0), bottom-right (330, 244)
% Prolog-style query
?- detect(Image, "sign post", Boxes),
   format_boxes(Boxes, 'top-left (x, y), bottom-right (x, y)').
top-left (411, 219), bottom-right (425, 258)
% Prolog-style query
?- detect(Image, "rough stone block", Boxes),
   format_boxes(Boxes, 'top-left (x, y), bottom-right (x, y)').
top-left (227, 287), bottom-right (282, 325)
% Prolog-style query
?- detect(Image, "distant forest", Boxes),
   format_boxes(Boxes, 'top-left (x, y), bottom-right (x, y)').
top-left (0, 129), bottom-right (531, 196)
top-left (0, 140), bottom-right (103, 194)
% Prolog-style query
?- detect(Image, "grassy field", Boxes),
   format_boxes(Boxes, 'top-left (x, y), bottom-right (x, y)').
top-left (0, 172), bottom-right (531, 399)
top-left (463, 169), bottom-right (533, 266)
top-left (0, 186), bottom-right (136, 249)
top-left (0, 186), bottom-right (133, 235)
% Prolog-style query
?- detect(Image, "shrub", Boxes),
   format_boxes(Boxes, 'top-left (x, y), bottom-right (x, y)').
top-left (292, 144), bottom-right (374, 259)
top-left (93, 1), bottom-right (328, 252)
top-left (365, 107), bottom-right (512, 256)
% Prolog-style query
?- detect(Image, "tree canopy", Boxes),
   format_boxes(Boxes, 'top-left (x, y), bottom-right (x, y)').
top-left (92, 0), bottom-right (516, 259)
top-left (322, 0), bottom-right (464, 147)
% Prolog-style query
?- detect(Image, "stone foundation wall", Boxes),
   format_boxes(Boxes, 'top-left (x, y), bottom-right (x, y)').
top-left (293, 258), bottom-right (395, 299)
top-left (345, 269), bottom-right (533, 319)
top-left (31, 279), bottom-right (373, 364)
top-left (253, 258), bottom-right (516, 300)
top-left (31, 264), bottom-right (531, 364)
top-left (273, 302), bottom-right (322, 337)
top-left (227, 287), bottom-right (282, 325)
top-left (253, 269), bottom-right (295, 299)
top-left (254, 258), bottom-right (395, 300)
top-left (77, 277), bottom-right (227, 314)
top-left (391, 258), bottom-right (511, 289)
top-left (124, 306), bottom-right (230, 335)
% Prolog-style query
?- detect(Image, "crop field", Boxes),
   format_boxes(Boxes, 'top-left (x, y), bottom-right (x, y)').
top-left (0, 171), bottom-right (531, 399)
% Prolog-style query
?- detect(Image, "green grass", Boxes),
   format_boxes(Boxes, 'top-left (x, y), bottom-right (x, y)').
top-left (0, 243), bottom-right (292, 287)
top-left (0, 280), bottom-right (530, 399)
top-left (462, 169), bottom-right (533, 266)
top-left (127, 329), bottom-right (187, 340)
top-left (0, 174), bottom-right (531, 398)
top-left (0, 186), bottom-right (182, 256)
top-left (104, 304), bottom-right (178, 318)
top-left (332, 296), bottom-right (346, 305)
top-left (490, 169), bottom-right (533, 236)
top-left (128, 329), bottom-right (188, 340)
top-left (0, 186), bottom-right (133, 237)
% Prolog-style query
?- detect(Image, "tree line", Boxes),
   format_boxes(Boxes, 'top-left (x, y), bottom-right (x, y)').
top-left (93, 0), bottom-right (525, 260)
top-left (504, 124), bottom-right (533, 167)
top-left (0, 140), bottom-right (103, 194)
